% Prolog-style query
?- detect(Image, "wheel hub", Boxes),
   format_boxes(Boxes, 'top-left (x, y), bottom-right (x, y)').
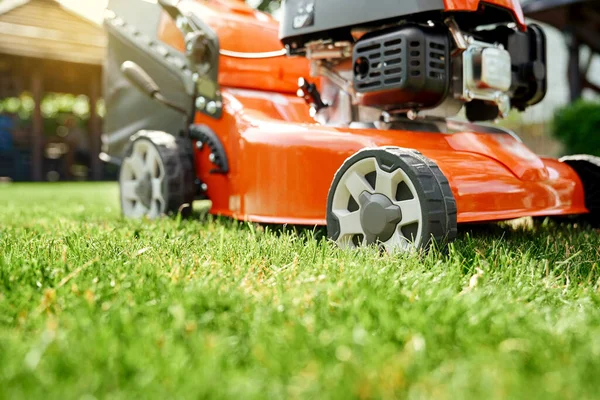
top-left (135, 172), bottom-right (153, 208)
top-left (359, 191), bottom-right (402, 243)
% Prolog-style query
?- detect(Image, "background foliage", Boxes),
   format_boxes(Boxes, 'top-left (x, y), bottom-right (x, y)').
top-left (552, 100), bottom-right (600, 156)
top-left (253, 0), bottom-right (281, 13)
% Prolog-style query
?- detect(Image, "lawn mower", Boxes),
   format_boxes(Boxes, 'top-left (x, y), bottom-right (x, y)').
top-left (101, 0), bottom-right (600, 253)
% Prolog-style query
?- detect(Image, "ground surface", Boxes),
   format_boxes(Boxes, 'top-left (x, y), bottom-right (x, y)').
top-left (1, 183), bottom-right (600, 399)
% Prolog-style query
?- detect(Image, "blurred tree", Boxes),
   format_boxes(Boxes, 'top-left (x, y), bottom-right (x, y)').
top-left (552, 100), bottom-right (600, 156)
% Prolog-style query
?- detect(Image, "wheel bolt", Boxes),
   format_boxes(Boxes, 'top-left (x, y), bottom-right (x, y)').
top-left (195, 96), bottom-right (206, 110)
top-left (206, 101), bottom-right (217, 115)
top-left (209, 153), bottom-right (216, 163)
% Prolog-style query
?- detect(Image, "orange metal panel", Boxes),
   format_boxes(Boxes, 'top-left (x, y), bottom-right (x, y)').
top-left (194, 89), bottom-right (587, 226)
top-left (444, 132), bottom-right (550, 181)
top-left (157, 0), bottom-right (310, 94)
top-left (443, 0), bottom-right (526, 29)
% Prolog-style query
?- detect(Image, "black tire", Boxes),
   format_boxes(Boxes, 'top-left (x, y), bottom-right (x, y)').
top-left (326, 147), bottom-right (457, 252)
top-left (558, 155), bottom-right (600, 228)
top-left (119, 131), bottom-right (196, 218)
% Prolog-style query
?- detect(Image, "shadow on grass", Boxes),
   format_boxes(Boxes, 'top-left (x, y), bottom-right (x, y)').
top-left (186, 200), bottom-right (599, 251)
top-left (180, 203), bottom-right (600, 282)
top-left (454, 217), bottom-right (600, 282)
top-left (184, 200), bottom-right (330, 241)
top-left (458, 216), bottom-right (599, 242)
top-left (188, 200), bottom-right (596, 243)
top-left (186, 199), bottom-right (598, 243)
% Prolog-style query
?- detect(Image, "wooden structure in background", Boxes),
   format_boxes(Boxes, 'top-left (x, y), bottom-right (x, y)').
top-left (0, 0), bottom-right (106, 181)
top-left (523, 0), bottom-right (600, 102)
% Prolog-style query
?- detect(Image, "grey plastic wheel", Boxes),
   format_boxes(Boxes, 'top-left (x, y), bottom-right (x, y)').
top-left (326, 147), bottom-right (457, 253)
top-left (119, 131), bottom-right (195, 219)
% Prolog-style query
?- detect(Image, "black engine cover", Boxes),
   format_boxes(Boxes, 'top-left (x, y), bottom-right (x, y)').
top-left (279, 0), bottom-right (444, 50)
top-left (352, 25), bottom-right (450, 110)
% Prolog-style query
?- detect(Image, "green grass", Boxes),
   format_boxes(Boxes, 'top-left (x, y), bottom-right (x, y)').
top-left (1, 183), bottom-right (600, 399)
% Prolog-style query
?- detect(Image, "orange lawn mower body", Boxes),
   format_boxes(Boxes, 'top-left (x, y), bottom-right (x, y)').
top-left (101, 0), bottom-right (599, 252)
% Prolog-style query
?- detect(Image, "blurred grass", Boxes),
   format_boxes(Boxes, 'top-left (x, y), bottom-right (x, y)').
top-left (1, 183), bottom-right (600, 399)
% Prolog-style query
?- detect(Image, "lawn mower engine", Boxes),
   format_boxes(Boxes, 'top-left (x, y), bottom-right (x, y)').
top-left (280, 0), bottom-right (547, 126)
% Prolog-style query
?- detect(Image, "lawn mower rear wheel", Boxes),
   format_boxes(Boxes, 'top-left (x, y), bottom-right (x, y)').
top-left (559, 155), bottom-right (600, 227)
top-left (119, 131), bottom-right (195, 219)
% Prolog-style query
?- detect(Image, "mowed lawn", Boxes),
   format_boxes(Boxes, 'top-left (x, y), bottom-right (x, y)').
top-left (1, 183), bottom-right (600, 399)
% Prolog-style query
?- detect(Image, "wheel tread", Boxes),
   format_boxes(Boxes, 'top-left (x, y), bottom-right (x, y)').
top-left (387, 147), bottom-right (458, 250)
top-left (121, 131), bottom-right (196, 218)
top-left (559, 154), bottom-right (600, 227)
top-left (327, 146), bottom-right (458, 252)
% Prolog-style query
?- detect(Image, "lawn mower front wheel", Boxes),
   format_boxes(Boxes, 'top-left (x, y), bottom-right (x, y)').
top-left (119, 131), bottom-right (195, 219)
top-left (326, 147), bottom-right (457, 253)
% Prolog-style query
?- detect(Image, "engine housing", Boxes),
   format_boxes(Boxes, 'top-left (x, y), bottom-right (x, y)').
top-left (279, 0), bottom-right (445, 52)
top-left (352, 25), bottom-right (450, 111)
top-left (278, 0), bottom-right (548, 124)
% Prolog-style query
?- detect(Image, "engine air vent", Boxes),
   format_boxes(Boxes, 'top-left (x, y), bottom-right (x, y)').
top-left (352, 25), bottom-right (450, 110)
top-left (354, 34), bottom-right (404, 91)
